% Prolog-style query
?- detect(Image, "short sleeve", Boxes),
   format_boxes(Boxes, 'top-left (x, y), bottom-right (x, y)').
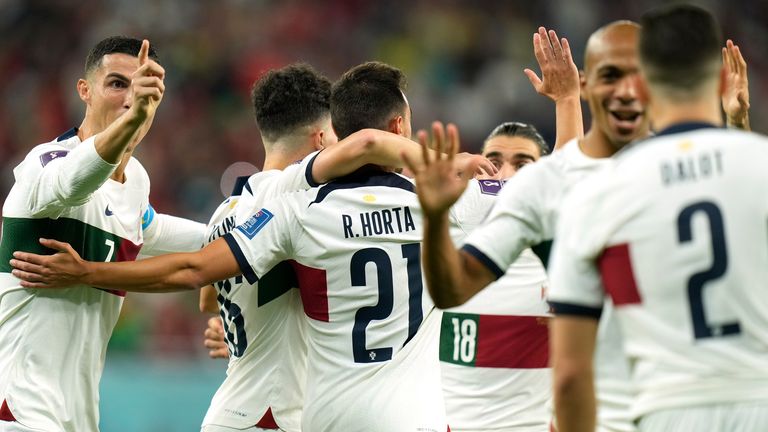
top-left (461, 165), bottom-right (549, 279)
top-left (547, 185), bottom-right (606, 319)
top-left (223, 198), bottom-right (297, 284)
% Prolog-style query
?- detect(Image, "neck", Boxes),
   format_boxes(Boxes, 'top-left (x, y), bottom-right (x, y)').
top-left (262, 139), bottom-right (315, 171)
top-left (77, 118), bottom-right (99, 142)
top-left (649, 94), bottom-right (722, 133)
top-left (579, 123), bottom-right (620, 159)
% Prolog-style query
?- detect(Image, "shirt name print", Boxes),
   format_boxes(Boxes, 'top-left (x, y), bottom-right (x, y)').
top-left (341, 206), bottom-right (416, 239)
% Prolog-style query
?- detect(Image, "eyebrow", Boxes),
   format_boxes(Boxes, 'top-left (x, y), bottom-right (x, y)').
top-left (511, 153), bottom-right (536, 162)
top-left (104, 72), bottom-right (130, 82)
top-left (483, 151), bottom-right (537, 162)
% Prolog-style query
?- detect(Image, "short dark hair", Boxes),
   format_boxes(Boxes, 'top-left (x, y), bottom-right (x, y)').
top-left (85, 36), bottom-right (158, 76)
top-left (331, 62), bottom-right (408, 140)
top-left (485, 122), bottom-right (549, 156)
top-left (251, 63), bottom-right (332, 142)
top-left (640, 4), bottom-right (722, 92)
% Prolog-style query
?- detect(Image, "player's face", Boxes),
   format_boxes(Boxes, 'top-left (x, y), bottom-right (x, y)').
top-left (582, 31), bottom-right (649, 150)
top-left (82, 53), bottom-right (141, 133)
top-left (482, 135), bottom-right (541, 180)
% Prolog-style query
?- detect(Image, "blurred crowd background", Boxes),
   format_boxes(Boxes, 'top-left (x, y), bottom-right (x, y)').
top-left (1, 0), bottom-right (766, 429)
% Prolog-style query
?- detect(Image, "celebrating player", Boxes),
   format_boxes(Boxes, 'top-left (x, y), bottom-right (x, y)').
top-left (547, 5), bottom-right (768, 431)
top-left (440, 121), bottom-right (553, 432)
top-left (0, 37), bottom-right (205, 432)
top-left (9, 62), bottom-right (486, 432)
top-left (404, 21), bottom-right (648, 432)
top-left (198, 63), bottom-right (494, 432)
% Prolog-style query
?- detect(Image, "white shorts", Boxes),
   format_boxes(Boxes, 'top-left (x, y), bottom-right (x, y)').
top-left (638, 402), bottom-right (768, 432)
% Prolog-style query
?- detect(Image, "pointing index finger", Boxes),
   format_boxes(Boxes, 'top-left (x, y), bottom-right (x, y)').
top-left (138, 39), bottom-right (149, 66)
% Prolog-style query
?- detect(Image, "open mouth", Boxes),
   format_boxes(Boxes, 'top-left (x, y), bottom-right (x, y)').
top-left (609, 110), bottom-right (643, 132)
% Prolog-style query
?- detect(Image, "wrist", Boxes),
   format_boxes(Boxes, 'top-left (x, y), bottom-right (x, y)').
top-left (554, 94), bottom-right (581, 105)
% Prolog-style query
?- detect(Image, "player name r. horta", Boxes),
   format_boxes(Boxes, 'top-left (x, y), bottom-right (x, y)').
top-left (660, 149), bottom-right (723, 186)
top-left (342, 206), bottom-right (416, 239)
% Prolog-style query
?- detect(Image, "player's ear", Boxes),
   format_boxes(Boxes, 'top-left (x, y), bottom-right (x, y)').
top-left (313, 130), bottom-right (325, 151)
top-left (77, 78), bottom-right (90, 104)
top-left (579, 70), bottom-right (587, 101)
top-left (389, 115), bottom-right (404, 136)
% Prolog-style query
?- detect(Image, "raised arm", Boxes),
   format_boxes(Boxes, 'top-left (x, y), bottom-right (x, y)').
top-left (11, 237), bottom-right (238, 293)
top-left (311, 128), bottom-right (497, 183)
top-left (721, 39), bottom-right (750, 131)
top-left (93, 40), bottom-right (165, 163)
top-left (402, 122), bottom-right (498, 308)
top-left (524, 27), bottom-right (583, 150)
top-left (24, 40), bottom-right (165, 216)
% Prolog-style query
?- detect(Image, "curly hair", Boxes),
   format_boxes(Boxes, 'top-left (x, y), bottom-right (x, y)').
top-left (251, 63), bottom-right (332, 141)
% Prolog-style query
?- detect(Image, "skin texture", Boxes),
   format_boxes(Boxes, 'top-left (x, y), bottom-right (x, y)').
top-left (580, 22), bottom-right (649, 157)
top-left (481, 135), bottom-right (541, 180)
top-left (525, 26), bottom-right (584, 149)
top-left (77, 41), bottom-right (165, 181)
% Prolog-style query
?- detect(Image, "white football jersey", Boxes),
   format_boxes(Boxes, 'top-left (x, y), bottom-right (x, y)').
top-left (0, 129), bottom-right (148, 431)
top-left (548, 124), bottom-right (768, 419)
top-left (460, 139), bottom-right (635, 431)
top-left (201, 153), bottom-right (319, 431)
top-left (442, 179), bottom-right (552, 432)
top-left (225, 170), bottom-right (461, 432)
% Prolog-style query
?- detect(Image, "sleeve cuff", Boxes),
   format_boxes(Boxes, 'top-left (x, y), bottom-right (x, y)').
top-left (304, 151), bottom-right (322, 187)
top-left (461, 244), bottom-right (505, 279)
top-left (222, 233), bottom-right (259, 284)
top-left (548, 301), bottom-right (602, 319)
top-left (82, 135), bottom-right (119, 170)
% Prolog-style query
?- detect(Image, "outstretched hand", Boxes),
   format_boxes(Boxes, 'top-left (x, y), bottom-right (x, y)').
top-left (721, 39), bottom-right (749, 130)
top-left (402, 121), bottom-right (471, 219)
top-left (10, 238), bottom-right (88, 288)
top-left (203, 317), bottom-right (230, 360)
top-left (129, 40), bottom-right (166, 123)
top-left (524, 27), bottom-right (580, 102)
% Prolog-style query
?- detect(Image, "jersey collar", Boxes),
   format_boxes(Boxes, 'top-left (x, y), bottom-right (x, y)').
top-left (56, 127), bottom-right (79, 142)
top-left (655, 122), bottom-right (719, 137)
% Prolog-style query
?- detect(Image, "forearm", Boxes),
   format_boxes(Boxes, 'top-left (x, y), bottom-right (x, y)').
top-left (554, 96), bottom-right (584, 150)
top-left (200, 285), bottom-right (219, 313)
top-left (84, 252), bottom-right (206, 293)
top-left (423, 214), bottom-right (473, 308)
top-left (554, 368), bottom-right (596, 432)
top-left (313, 129), bottom-right (419, 182)
top-left (93, 109), bottom-right (146, 164)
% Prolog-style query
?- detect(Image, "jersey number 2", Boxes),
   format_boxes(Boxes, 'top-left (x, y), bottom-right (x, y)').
top-left (677, 201), bottom-right (741, 339)
top-left (350, 243), bottom-right (423, 363)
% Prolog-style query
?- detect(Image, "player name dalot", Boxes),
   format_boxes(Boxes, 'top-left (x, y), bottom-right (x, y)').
top-left (660, 150), bottom-right (723, 186)
top-left (342, 206), bottom-right (416, 238)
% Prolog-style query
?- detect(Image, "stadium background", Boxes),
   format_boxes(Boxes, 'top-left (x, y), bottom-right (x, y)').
top-left (0, 0), bottom-right (765, 430)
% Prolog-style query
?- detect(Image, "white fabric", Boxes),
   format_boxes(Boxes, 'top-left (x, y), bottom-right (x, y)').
top-left (461, 139), bottom-right (635, 431)
top-left (442, 179), bottom-right (552, 432)
top-left (201, 153), bottom-right (318, 432)
top-left (226, 171), bottom-right (456, 432)
top-left (0, 132), bottom-right (149, 432)
top-left (548, 127), bottom-right (768, 420)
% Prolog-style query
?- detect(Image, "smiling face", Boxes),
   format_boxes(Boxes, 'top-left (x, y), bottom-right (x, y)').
top-left (78, 53), bottom-right (141, 136)
top-left (582, 23), bottom-right (649, 150)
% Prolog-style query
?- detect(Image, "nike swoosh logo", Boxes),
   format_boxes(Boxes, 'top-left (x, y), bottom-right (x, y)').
top-left (105, 205), bottom-right (114, 216)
